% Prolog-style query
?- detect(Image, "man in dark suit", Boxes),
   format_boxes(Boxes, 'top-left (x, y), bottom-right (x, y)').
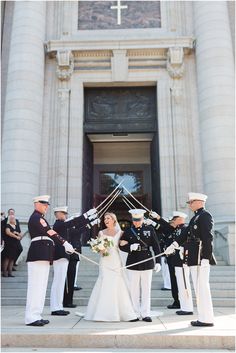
top-left (164, 192), bottom-right (215, 327)
top-left (119, 209), bottom-right (161, 322)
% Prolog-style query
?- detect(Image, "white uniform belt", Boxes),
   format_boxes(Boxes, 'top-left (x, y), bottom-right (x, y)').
top-left (31, 236), bottom-right (54, 242)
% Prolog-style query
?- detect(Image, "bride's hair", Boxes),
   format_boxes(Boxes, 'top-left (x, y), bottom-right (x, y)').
top-left (104, 212), bottom-right (118, 225)
top-left (104, 212), bottom-right (121, 232)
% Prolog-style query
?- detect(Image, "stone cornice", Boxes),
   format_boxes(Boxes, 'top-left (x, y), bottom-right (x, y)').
top-left (45, 36), bottom-right (195, 57)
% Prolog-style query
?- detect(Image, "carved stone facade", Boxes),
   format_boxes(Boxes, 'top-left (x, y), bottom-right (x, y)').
top-left (1, 1), bottom-right (235, 264)
top-left (56, 50), bottom-right (74, 80)
top-left (78, 1), bottom-right (161, 30)
top-left (166, 47), bottom-right (184, 79)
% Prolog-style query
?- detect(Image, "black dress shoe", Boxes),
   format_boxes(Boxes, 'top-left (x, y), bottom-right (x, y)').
top-left (142, 317), bottom-right (152, 322)
top-left (26, 320), bottom-right (44, 326)
top-left (176, 310), bottom-right (193, 315)
top-left (167, 302), bottom-right (180, 309)
top-left (191, 320), bottom-right (214, 327)
top-left (62, 310), bottom-right (70, 315)
top-left (74, 286), bottom-right (82, 291)
top-left (51, 310), bottom-right (68, 316)
top-left (161, 287), bottom-right (171, 291)
top-left (8, 274), bottom-right (15, 277)
top-left (129, 318), bottom-right (139, 322)
top-left (63, 304), bottom-right (77, 308)
top-left (40, 319), bottom-right (50, 324)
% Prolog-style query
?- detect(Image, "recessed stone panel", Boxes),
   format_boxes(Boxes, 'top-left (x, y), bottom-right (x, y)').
top-left (78, 1), bottom-right (161, 30)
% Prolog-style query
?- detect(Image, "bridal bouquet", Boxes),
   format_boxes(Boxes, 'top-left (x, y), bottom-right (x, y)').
top-left (87, 237), bottom-right (114, 257)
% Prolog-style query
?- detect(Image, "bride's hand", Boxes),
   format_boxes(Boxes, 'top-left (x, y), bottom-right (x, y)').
top-left (119, 240), bottom-right (128, 246)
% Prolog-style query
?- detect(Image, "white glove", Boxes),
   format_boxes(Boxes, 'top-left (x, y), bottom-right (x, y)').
top-left (154, 263), bottom-right (161, 273)
top-left (63, 241), bottom-right (74, 254)
top-left (200, 259), bottom-right (210, 267)
top-left (65, 213), bottom-right (80, 222)
top-left (90, 218), bottom-right (100, 226)
top-left (83, 208), bottom-right (97, 219)
top-left (164, 241), bottom-right (179, 255)
top-left (145, 218), bottom-right (157, 227)
top-left (88, 213), bottom-right (98, 221)
top-left (150, 211), bottom-right (160, 220)
top-left (179, 246), bottom-right (184, 260)
top-left (130, 243), bottom-right (140, 252)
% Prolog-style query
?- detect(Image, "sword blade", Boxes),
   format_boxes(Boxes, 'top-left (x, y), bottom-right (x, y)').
top-left (98, 189), bottom-right (122, 218)
top-left (96, 179), bottom-right (125, 210)
top-left (122, 194), bottom-right (136, 209)
top-left (122, 185), bottom-right (150, 212)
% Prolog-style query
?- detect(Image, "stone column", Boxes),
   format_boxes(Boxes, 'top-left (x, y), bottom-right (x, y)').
top-left (157, 75), bottom-right (176, 217)
top-left (52, 50), bottom-right (74, 208)
top-left (1, 2), bottom-right (46, 221)
top-left (193, 2), bottom-right (235, 226)
top-left (167, 47), bottom-right (192, 211)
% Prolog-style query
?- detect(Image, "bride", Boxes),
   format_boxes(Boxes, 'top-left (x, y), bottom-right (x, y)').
top-left (84, 212), bottom-right (138, 322)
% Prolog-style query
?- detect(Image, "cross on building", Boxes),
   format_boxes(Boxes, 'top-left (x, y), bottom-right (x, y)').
top-left (110, 0), bottom-right (128, 25)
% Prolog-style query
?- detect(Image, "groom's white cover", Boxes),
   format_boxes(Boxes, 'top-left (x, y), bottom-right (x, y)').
top-left (129, 209), bottom-right (146, 220)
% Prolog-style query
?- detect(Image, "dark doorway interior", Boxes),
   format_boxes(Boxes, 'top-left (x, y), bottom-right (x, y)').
top-left (82, 86), bottom-right (161, 239)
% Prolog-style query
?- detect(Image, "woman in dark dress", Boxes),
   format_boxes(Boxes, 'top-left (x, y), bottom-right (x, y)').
top-left (2, 215), bottom-right (23, 277)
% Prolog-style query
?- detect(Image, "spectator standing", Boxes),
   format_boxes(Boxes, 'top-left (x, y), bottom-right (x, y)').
top-left (2, 214), bottom-right (22, 277)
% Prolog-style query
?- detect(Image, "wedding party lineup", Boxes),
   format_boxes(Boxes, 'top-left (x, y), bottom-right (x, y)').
top-left (1, 180), bottom-right (216, 328)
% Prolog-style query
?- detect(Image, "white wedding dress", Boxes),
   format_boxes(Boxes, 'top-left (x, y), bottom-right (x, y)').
top-left (84, 230), bottom-right (137, 321)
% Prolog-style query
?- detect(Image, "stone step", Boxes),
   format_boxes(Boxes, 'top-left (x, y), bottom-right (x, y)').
top-left (1, 306), bottom-right (234, 350)
top-left (2, 253), bottom-right (234, 307)
top-left (2, 280), bottom-right (234, 290)
top-left (2, 297), bottom-right (235, 307)
top-left (4, 268), bottom-right (235, 277)
top-left (2, 272), bottom-right (235, 281)
top-left (2, 349), bottom-right (233, 353)
top-left (2, 287), bottom-right (235, 299)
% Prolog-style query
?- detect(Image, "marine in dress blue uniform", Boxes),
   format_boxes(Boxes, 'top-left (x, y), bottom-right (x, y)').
top-left (25, 195), bottom-right (74, 327)
top-left (62, 208), bottom-right (100, 308)
top-left (50, 206), bottom-right (98, 314)
top-left (148, 211), bottom-right (193, 314)
top-left (165, 193), bottom-right (215, 327)
top-left (119, 209), bottom-right (161, 322)
top-left (145, 218), bottom-right (171, 291)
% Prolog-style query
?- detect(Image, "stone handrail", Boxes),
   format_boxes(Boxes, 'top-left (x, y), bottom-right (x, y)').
top-left (214, 229), bottom-right (227, 242)
top-left (214, 226), bottom-right (235, 265)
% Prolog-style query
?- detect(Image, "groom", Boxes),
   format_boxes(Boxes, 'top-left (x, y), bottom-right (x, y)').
top-left (119, 209), bottom-right (161, 322)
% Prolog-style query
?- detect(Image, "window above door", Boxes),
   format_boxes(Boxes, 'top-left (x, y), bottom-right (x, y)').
top-left (100, 171), bottom-right (143, 196)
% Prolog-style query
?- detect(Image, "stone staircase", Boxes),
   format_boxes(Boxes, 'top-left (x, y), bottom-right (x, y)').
top-left (1, 247), bottom-right (235, 307)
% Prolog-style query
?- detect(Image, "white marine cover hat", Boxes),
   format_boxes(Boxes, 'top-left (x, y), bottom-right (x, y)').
top-left (172, 211), bottom-right (188, 219)
top-left (33, 195), bottom-right (50, 205)
top-left (129, 209), bottom-right (146, 221)
top-left (187, 192), bottom-right (208, 203)
top-left (53, 206), bottom-right (68, 214)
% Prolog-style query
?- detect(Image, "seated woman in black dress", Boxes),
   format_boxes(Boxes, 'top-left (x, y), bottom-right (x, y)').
top-left (2, 215), bottom-right (23, 277)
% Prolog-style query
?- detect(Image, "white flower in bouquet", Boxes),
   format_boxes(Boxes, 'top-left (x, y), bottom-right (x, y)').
top-left (87, 236), bottom-right (114, 256)
top-left (97, 243), bottom-right (105, 251)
